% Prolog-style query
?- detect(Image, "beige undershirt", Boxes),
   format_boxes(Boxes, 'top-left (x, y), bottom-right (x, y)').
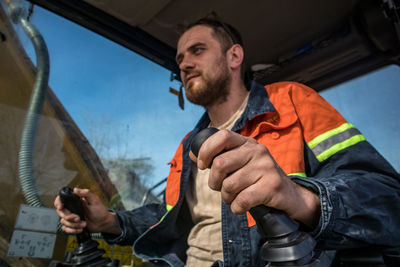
top-left (185, 93), bottom-right (249, 266)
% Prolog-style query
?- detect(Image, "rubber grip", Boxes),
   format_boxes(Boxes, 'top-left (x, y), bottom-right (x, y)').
top-left (59, 186), bottom-right (85, 220)
top-left (191, 127), bottom-right (219, 159)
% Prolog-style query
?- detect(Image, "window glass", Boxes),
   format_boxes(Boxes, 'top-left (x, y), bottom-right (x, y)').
top-left (17, 3), bottom-right (204, 209)
top-left (320, 65), bottom-right (400, 172)
top-left (1, 2), bottom-right (202, 265)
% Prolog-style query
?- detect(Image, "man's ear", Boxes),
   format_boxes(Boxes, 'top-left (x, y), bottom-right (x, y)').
top-left (227, 44), bottom-right (244, 70)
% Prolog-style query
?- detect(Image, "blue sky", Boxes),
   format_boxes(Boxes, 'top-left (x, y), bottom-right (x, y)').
top-left (12, 2), bottom-right (400, 192)
top-left (14, 3), bottom-right (204, 189)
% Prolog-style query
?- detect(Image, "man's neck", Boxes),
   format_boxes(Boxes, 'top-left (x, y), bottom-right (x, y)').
top-left (207, 82), bottom-right (249, 128)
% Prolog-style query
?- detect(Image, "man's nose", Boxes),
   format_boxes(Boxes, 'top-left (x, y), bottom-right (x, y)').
top-left (179, 56), bottom-right (195, 71)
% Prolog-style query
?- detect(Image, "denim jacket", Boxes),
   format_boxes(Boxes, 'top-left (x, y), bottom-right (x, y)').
top-left (104, 81), bottom-right (400, 266)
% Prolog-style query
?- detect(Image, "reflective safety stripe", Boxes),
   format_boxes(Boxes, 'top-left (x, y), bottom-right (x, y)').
top-left (308, 123), bottom-right (355, 148)
top-left (159, 215), bottom-right (166, 222)
top-left (316, 135), bottom-right (366, 162)
top-left (311, 128), bottom-right (362, 155)
top-left (158, 205), bottom-right (174, 223)
top-left (307, 123), bottom-right (366, 162)
top-left (288, 172), bottom-right (307, 177)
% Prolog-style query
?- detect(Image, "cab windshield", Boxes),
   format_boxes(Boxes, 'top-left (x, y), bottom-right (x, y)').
top-left (0, 1), bottom-right (399, 266)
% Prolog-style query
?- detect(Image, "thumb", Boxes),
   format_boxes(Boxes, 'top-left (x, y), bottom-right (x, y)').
top-left (189, 150), bottom-right (198, 163)
top-left (73, 188), bottom-right (95, 203)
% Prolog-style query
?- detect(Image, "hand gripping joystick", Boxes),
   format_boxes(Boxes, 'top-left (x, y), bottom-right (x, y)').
top-left (54, 187), bottom-right (117, 267)
top-left (191, 128), bottom-right (329, 266)
top-left (59, 187), bottom-right (90, 244)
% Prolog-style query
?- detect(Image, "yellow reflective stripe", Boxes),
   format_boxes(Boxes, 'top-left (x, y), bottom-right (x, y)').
top-left (308, 123), bottom-right (355, 148)
top-left (159, 204), bottom-right (174, 222)
top-left (288, 172), bottom-right (307, 177)
top-left (316, 134), bottom-right (366, 162)
top-left (160, 214), bottom-right (166, 222)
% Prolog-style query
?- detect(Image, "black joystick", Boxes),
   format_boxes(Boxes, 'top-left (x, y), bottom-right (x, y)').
top-left (52, 187), bottom-right (118, 267)
top-left (191, 128), bottom-right (329, 266)
top-left (59, 187), bottom-right (91, 244)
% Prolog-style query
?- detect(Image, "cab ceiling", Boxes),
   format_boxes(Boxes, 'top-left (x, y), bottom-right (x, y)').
top-left (83, 0), bottom-right (359, 66)
top-left (28, 0), bottom-right (400, 90)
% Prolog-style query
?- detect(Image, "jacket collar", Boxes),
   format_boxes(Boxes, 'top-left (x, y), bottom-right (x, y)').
top-left (232, 81), bottom-right (276, 131)
top-left (191, 81), bottom-right (276, 134)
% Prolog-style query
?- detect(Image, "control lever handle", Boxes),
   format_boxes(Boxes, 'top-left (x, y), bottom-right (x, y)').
top-left (191, 128), bottom-right (327, 266)
top-left (59, 186), bottom-right (90, 243)
top-left (190, 128), bottom-right (297, 236)
top-left (57, 187), bottom-right (118, 266)
top-left (59, 187), bottom-right (85, 220)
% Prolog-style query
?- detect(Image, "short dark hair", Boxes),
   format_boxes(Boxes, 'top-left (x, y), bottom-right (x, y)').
top-left (183, 18), bottom-right (247, 82)
top-left (185, 18), bottom-right (244, 52)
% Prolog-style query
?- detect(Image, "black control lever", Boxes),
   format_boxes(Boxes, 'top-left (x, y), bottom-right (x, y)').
top-left (191, 128), bottom-right (329, 266)
top-left (52, 187), bottom-right (117, 267)
top-left (59, 187), bottom-right (91, 244)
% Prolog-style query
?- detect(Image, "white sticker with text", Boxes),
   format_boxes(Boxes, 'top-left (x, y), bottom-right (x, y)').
top-left (15, 204), bottom-right (59, 233)
top-left (7, 230), bottom-right (56, 258)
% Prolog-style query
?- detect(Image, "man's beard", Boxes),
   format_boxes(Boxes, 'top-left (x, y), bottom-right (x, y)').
top-left (184, 61), bottom-right (231, 108)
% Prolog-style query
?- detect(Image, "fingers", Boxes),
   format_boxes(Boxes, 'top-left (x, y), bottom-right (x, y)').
top-left (73, 188), bottom-right (91, 201)
top-left (197, 129), bottom-right (252, 169)
top-left (59, 212), bottom-right (87, 234)
top-left (196, 129), bottom-right (291, 214)
top-left (54, 188), bottom-right (116, 234)
top-left (61, 225), bottom-right (83, 235)
top-left (74, 188), bottom-right (101, 208)
top-left (54, 188), bottom-right (89, 234)
top-left (228, 174), bottom-right (283, 214)
top-left (217, 153), bottom-right (280, 213)
top-left (208, 141), bottom-right (255, 191)
top-left (189, 150), bottom-right (197, 163)
top-left (219, 166), bottom-right (261, 205)
top-left (192, 129), bottom-right (320, 225)
top-left (54, 195), bottom-right (62, 210)
top-left (229, 183), bottom-right (264, 214)
top-left (54, 195), bottom-right (71, 218)
top-left (209, 140), bottom-right (273, 193)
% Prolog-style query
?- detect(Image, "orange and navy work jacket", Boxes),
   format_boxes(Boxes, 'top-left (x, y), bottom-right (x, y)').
top-left (165, 81), bottom-right (364, 226)
top-left (107, 81), bottom-right (400, 267)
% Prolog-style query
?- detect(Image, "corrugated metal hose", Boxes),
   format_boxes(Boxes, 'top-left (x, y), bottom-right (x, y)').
top-left (8, 0), bottom-right (49, 207)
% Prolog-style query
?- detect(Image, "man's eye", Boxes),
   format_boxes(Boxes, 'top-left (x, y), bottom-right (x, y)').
top-left (194, 47), bottom-right (203, 54)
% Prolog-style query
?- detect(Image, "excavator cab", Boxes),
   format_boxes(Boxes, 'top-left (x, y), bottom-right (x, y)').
top-left (0, 0), bottom-right (399, 266)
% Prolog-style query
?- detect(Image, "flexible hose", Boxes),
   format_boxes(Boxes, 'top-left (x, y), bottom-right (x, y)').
top-left (8, 1), bottom-right (50, 207)
top-left (8, 2), bottom-right (107, 238)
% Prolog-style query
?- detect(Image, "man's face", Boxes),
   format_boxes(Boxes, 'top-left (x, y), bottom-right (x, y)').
top-left (176, 25), bottom-right (231, 107)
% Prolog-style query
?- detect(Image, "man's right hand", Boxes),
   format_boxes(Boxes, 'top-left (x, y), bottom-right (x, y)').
top-left (54, 188), bottom-right (121, 235)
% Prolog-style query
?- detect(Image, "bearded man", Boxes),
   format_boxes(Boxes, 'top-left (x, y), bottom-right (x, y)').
top-left (55, 18), bottom-right (400, 266)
